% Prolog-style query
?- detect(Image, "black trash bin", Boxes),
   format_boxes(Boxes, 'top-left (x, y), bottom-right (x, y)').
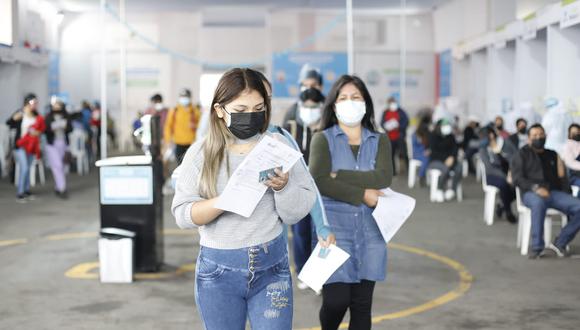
top-left (96, 155), bottom-right (164, 272)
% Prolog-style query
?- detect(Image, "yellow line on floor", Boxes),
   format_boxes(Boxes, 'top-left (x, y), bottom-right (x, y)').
top-left (65, 261), bottom-right (198, 280)
top-left (46, 232), bottom-right (98, 241)
top-left (0, 239), bottom-right (28, 247)
top-left (298, 243), bottom-right (474, 330)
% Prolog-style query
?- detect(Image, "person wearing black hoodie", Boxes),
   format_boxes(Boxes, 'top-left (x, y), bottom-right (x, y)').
top-left (427, 119), bottom-right (463, 202)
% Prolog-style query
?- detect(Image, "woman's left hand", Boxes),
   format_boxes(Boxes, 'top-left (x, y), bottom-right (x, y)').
top-left (265, 168), bottom-right (289, 191)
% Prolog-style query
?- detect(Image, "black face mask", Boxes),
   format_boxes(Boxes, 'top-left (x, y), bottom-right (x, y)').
top-left (224, 109), bottom-right (266, 140)
top-left (531, 137), bottom-right (546, 149)
top-left (496, 124), bottom-right (504, 130)
top-left (518, 127), bottom-right (527, 134)
top-left (573, 135), bottom-right (580, 142)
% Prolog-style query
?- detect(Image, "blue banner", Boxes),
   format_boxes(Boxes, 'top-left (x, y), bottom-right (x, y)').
top-left (272, 52), bottom-right (348, 98)
top-left (439, 49), bottom-right (452, 98)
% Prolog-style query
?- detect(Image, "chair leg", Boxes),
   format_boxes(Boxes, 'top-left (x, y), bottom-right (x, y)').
top-left (457, 184), bottom-right (463, 202)
top-left (30, 163), bottom-right (36, 187)
top-left (544, 218), bottom-right (553, 247)
top-left (521, 215), bottom-right (531, 255)
top-left (517, 212), bottom-right (523, 247)
top-left (408, 165), bottom-right (416, 188)
top-left (39, 162), bottom-right (45, 185)
top-left (484, 191), bottom-right (496, 226)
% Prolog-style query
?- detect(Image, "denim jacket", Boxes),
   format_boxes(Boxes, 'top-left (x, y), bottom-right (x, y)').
top-left (322, 125), bottom-right (387, 284)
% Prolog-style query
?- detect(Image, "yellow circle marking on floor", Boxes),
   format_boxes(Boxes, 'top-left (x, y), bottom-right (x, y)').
top-left (65, 262), bottom-right (197, 280)
top-left (0, 238), bottom-right (28, 247)
top-left (298, 242), bottom-right (474, 330)
top-left (3, 230), bottom-right (473, 325)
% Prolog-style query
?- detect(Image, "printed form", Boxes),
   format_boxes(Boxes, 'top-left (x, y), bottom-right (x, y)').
top-left (372, 188), bottom-right (416, 242)
top-left (298, 243), bottom-right (350, 292)
top-left (215, 135), bottom-right (303, 217)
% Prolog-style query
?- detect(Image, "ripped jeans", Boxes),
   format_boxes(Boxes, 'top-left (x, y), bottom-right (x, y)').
top-left (195, 234), bottom-right (293, 330)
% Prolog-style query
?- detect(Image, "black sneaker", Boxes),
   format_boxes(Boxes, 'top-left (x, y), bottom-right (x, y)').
top-left (56, 190), bottom-right (68, 200)
top-left (528, 250), bottom-right (545, 259)
top-left (506, 213), bottom-right (517, 224)
top-left (24, 191), bottom-right (36, 201)
top-left (547, 243), bottom-right (567, 258)
top-left (16, 195), bottom-right (27, 203)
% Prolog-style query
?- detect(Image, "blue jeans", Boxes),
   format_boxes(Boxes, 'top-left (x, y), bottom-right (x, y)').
top-left (291, 214), bottom-right (312, 274)
top-left (570, 176), bottom-right (580, 197)
top-left (14, 148), bottom-right (33, 196)
top-left (523, 190), bottom-right (580, 251)
top-left (195, 235), bottom-right (292, 330)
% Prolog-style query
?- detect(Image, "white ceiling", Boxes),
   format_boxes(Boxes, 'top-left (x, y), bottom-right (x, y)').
top-left (48, 0), bottom-right (452, 13)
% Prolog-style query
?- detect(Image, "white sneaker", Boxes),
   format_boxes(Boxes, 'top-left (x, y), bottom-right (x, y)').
top-left (434, 190), bottom-right (445, 203)
top-left (296, 280), bottom-right (309, 290)
top-left (445, 189), bottom-right (455, 201)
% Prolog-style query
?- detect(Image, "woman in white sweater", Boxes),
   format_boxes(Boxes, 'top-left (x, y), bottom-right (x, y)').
top-left (172, 68), bottom-right (316, 330)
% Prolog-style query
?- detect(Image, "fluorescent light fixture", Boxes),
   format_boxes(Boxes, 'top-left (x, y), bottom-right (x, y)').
top-left (0, 0), bottom-right (13, 46)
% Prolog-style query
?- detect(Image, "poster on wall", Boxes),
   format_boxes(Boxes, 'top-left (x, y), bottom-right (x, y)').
top-left (272, 52), bottom-right (347, 98)
top-left (0, 0), bottom-right (13, 46)
top-left (438, 49), bottom-right (452, 98)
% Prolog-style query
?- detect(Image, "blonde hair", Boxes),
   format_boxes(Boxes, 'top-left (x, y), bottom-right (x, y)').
top-left (199, 68), bottom-right (271, 198)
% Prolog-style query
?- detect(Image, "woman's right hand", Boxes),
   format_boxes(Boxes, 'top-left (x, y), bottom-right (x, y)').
top-left (318, 233), bottom-right (336, 248)
top-left (12, 112), bottom-right (23, 121)
top-left (363, 189), bottom-right (385, 207)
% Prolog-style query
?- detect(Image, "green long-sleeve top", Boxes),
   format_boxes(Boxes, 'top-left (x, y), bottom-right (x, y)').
top-left (309, 132), bottom-right (393, 206)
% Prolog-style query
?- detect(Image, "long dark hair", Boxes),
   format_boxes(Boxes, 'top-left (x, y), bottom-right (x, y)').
top-left (320, 75), bottom-right (376, 131)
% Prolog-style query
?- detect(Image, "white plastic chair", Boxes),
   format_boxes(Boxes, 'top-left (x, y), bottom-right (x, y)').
top-left (0, 126), bottom-right (9, 178)
top-left (480, 162), bottom-right (500, 226)
top-left (69, 129), bottom-right (90, 175)
top-left (428, 168), bottom-right (463, 203)
top-left (515, 188), bottom-right (568, 255)
top-left (408, 159), bottom-right (422, 188)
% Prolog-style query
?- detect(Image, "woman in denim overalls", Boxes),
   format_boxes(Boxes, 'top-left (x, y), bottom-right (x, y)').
top-left (309, 75), bottom-right (393, 330)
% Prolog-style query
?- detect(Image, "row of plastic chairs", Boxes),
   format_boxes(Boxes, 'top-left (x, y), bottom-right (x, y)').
top-left (478, 158), bottom-right (569, 256)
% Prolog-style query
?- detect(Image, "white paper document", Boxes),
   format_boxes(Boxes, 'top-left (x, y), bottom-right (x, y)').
top-left (298, 243), bottom-right (350, 292)
top-left (215, 135), bottom-right (303, 217)
top-left (372, 188), bottom-right (416, 243)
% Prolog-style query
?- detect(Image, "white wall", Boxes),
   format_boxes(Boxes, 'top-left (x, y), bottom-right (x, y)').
top-left (486, 41), bottom-right (516, 118)
top-left (514, 28), bottom-right (547, 107)
top-left (433, 0), bottom-right (489, 52)
top-left (547, 24), bottom-right (580, 110)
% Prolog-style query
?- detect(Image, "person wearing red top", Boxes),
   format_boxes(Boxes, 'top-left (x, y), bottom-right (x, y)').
top-left (5, 94), bottom-right (45, 202)
top-left (381, 97), bottom-right (409, 175)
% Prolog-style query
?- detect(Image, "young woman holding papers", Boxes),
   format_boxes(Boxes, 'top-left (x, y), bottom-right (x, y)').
top-left (171, 68), bottom-right (316, 330)
top-left (309, 75), bottom-right (393, 330)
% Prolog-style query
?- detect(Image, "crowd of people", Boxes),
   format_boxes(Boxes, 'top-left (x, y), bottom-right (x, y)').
top-left (2, 94), bottom-right (114, 202)
top-left (408, 100), bottom-right (580, 259)
top-left (3, 64), bottom-right (579, 329)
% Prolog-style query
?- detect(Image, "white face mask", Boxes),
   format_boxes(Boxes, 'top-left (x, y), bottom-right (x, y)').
top-left (154, 103), bottom-right (164, 111)
top-left (389, 102), bottom-right (398, 111)
top-left (440, 125), bottom-right (452, 136)
top-left (298, 105), bottom-right (322, 126)
top-left (335, 100), bottom-right (366, 127)
top-left (178, 97), bottom-right (191, 106)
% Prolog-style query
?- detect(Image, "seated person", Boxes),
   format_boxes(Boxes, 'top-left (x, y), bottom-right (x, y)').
top-left (462, 117), bottom-right (480, 174)
top-left (508, 118), bottom-right (528, 149)
top-left (561, 123), bottom-right (580, 192)
top-left (494, 115), bottom-right (510, 140)
top-left (511, 124), bottom-right (580, 259)
top-left (412, 115), bottom-right (431, 186)
top-left (479, 127), bottom-right (518, 223)
top-left (428, 119), bottom-right (463, 202)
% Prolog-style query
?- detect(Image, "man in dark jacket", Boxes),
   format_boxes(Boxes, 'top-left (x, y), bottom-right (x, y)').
top-left (508, 118), bottom-right (528, 149)
top-left (511, 124), bottom-right (580, 258)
